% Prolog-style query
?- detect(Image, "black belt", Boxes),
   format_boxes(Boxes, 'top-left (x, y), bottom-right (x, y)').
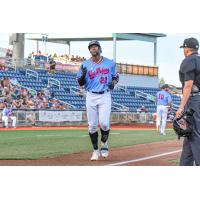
top-left (91, 89), bottom-right (109, 94)
top-left (190, 92), bottom-right (200, 97)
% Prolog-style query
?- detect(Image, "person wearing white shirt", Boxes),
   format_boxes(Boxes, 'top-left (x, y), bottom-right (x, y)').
top-left (2, 104), bottom-right (17, 128)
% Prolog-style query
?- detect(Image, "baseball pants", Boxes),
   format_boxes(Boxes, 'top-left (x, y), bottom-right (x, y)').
top-left (180, 95), bottom-right (200, 166)
top-left (156, 105), bottom-right (168, 134)
top-left (86, 91), bottom-right (111, 134)
top-left (2, 116), bottom-right (17, 127)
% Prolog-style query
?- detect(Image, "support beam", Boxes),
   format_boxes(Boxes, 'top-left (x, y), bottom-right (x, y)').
top-left (12, 33), bottom-right (25, 67)
top-left (36, 40), bottom-right (39, 52)
top-left (154, 41), bottom-right (157, 66)
top-left (113, 34), bottom-right (117, 62)
top-left (116, 33), bottom-right (157, 43)
top-left (68, 41), bottom-right (71, 55)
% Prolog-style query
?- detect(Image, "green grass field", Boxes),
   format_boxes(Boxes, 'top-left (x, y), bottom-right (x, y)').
top-left (0, 129), bottom-right (177, 159)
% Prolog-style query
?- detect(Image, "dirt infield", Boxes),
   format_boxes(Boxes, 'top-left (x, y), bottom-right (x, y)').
top-left (0, 139), bottom-right (182, 166)
top-left (0, 125), bottom-right (182, 166)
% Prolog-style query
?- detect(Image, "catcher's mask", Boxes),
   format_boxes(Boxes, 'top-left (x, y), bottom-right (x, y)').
top-left (173, 109), bottom-right (195, 139)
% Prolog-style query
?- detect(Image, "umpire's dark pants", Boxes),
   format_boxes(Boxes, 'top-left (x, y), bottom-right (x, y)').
top-left (180, 95), bottom-right (200, 166)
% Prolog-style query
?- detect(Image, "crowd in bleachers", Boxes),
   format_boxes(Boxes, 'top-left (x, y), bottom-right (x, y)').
top-left (27, 51), bottom-right (86, 66)
top-left (0, 75), bottom-right (70, 110)
top-left (50, 53), bottom-right (86, 64)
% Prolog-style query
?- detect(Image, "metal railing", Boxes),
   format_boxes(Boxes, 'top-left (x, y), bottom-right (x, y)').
top-left (135, 90), bottom-right (156, 103)
top-left (59, 100), bottom-right (77, 109)
top-left (70, 86), bottom-right (85, 97)
top-left (112, 102), bottom-right (129, 111)
top-left (26, 69), bottom-right (39, 81)
top-left (70, 86), bottom-right (81, 94)
top-left (48, 78), bottom-right (61, 89)
top-left (115, 85), bottom-right (128, 93)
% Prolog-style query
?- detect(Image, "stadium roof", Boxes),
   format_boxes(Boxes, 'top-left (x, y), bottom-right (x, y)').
top-left (27, 33), bottom-right (166, 65)
top-left (28, 33), bottom-right (166, 43)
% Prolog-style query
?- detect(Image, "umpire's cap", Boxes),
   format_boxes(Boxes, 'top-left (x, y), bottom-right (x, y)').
top-left (180, 37), bottom-right (199, 50)
top-left (88, 40), bottom-right (101, 49)
top-left (161, 84), bottom-right (170, 89)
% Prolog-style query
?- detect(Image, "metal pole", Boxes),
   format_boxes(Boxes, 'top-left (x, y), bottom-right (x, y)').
top-left (36, 40), bottom-right (39, 52)
top-left (44, 41), bottom-right (46, 55)
top-left (113, 34), bottom-right (117, 62)
top-left (154, 41), bottom-right (157, 66)
top-left (68, 42), bottom-right (71, 55)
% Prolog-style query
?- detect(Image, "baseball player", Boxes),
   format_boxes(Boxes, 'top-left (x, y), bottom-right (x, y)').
top-left (2, 103), bottom-right (16, 128)
top-left (76, 40), bottom-right (119, 161)
top-left (156, 84), bottom-right (172, 135)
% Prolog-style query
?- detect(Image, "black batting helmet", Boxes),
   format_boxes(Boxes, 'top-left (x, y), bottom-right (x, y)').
top-left (88, 40), bottom-right (102, 53)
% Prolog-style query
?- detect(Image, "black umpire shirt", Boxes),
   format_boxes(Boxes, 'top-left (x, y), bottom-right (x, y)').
top-left (179, 52), bottom-right (200, 88)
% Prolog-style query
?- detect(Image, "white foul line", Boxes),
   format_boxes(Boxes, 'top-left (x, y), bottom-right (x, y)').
top-left (105, 149), bottom-right (182, 166)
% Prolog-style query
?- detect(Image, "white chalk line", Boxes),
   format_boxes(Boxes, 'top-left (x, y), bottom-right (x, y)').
top-left (105, 149), bottom-right (182, 166)
top-left (36, 133), bottom-right (120, 138)
top-left (13, 132), bottom-right (121, 138)
top-left (81, 133), bottom-right (120, 137)
top-left (36, 135), bottom-right (83, 137)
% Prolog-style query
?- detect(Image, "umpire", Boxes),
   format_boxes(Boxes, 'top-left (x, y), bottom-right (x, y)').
top-left (177, 37), bottom-right (200, 166)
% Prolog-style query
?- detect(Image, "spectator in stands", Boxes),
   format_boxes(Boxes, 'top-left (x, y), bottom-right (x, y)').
top-left (26, 97), bottom-right (35, 109)
top-left (2, 87), bottom-right (9, 99)
top-left (43, 86), bottom-right (51, 99)
top-left (0, 100), bottom-right (4, 109)
top-left (137, 105), bottom-right (149, 113)
top-left (37, 50), bottom-right (42, 56)
top-left (71, 55), bottom-right (75, 62)
top-left (27, 53), bottom-right (32, 66)
top-left (10, 76), bottom-right (20, 87)
top-left (48, 57), bottom-right (56, 73)
top-left (9, 87), bottom-right (17, 100)
top-left (19, 88), bottom-right (28, 99)
top-left (77, 86), bottom-right (84, 97)
top-left (5, 49), bottom-right (12, 68)
top-left (51, 99), bottom-right (61, 109)
top-left (12, 99), bottom-right (22, 109)
top-left (42, 101), bottom-right (49, 109)
top-left (1, 76), bottom-right (11, 88)
top-left (36, 98), bottom-right (44, 109)
top-left (41, 93), bottom-right (47, 103)
top-left (0, 63), bottom-right (5, 71)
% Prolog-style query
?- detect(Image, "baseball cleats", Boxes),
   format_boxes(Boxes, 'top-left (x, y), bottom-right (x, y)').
top-left (90, 150), bottom-right (100, 161)
top-left (100, 142), bottom-right (109, 158)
